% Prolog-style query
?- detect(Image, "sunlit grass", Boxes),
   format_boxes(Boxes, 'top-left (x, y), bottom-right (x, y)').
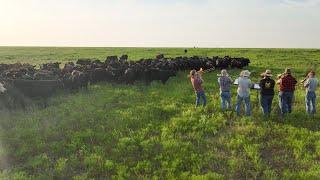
top-left (0, 47), bottom-right (320, 179)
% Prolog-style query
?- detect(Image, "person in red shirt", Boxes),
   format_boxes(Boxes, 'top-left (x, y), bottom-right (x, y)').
top-left (190, 70), bottom-right (207, 108)
top-left (278, 68), bottom-right (297, 115)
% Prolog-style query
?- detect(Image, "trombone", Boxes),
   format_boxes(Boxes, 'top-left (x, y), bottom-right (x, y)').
top-left (301, 64), bottom-right (317, 84)
top-left (300, 75), bottom-right (309, 85)
top-left (197, 67), bottom-right (216, 76)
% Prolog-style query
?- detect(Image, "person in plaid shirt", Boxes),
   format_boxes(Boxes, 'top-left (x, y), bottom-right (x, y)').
top-left (278, 68), bottom-right (297, 116)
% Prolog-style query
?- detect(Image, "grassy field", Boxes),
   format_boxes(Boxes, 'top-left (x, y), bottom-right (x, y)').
top-left (0, 47), bottom-right (320, 179)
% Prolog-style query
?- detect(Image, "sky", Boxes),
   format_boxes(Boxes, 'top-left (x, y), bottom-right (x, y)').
top-left (0, 0), bottom-right (319, 48)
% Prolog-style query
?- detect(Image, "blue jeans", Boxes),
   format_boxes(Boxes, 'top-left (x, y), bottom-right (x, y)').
top-left (279, 91), bottom-right (294, 115)
top-left (235, 95), bottom-right (251, 116)
top-left (306, 91), bottom-right (316, 114)
top-left (260, 95), bottom-right (274, 115)
top-left (220, 91), bottom-right (231, 111)
top-left (196, 91), bottom-right (207, 107)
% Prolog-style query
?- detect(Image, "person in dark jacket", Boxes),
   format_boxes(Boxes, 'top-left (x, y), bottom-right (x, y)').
top-left (259, 70), bottom-right (275, 116)
top-left (278, 68), bottom-right (297, 116)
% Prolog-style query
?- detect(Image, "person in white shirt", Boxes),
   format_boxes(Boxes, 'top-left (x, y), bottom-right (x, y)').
top-left (235, 70), bottom-right (252, 116)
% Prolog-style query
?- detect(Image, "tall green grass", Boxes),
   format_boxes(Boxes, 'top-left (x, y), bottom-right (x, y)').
top-left (0, 47), bottom-right (320, 179)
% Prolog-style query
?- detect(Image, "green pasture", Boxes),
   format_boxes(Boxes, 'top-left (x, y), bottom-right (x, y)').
top-left (0, 47), bottom-right (320, 179)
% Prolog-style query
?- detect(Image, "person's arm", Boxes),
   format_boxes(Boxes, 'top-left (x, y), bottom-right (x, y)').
top-left (190, 78), bottom-right (196, 91)
top-left (234, 77), bottom-right (239, 85)
top-left (228, 77), bottom-right (233, 83)
top-left (198, 77), bottom-right (203, 84)
top-left (277, 78), bottom-right (282, 86)
top-left (272, 79), bottom-right (276, 89)
top-left (192, 82), bottom-right (197, 92)
top-left (293, 77), bottom-right (297, 85)
top-left (248, 79), bottom-right (253, 88)
top-left (304, 79), bottom-right (310, 88)
top-left (259, 80), bottom-right (263, 89)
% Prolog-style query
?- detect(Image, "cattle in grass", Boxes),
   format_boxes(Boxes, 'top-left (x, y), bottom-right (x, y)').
top-left (241, 58), bottom-right (251, 67)
top-left (142, 68), bottom-right (176, 85)
top-left (105, 56), bottom-right (119, 65)
top-left (156, 54), bottom-right (164, 60)
top-left (4, 79), bottom-right (63, 99)
top-left (123, 68), bottom-right (138, 84)
top-left (40, 62), bottom-right (60, 70)
top-left (0, 55), bottom-right (251, 103)
top-left (119, 55), bottom-right (128, 62)
top-left (71, 70), bottom-right (90, 89)
top-left (0, 82), bottom-right (30, 110)
top-left (90, 68), bottom-right (115, 83)
top-left (76, 58), bottom-right (92, 66)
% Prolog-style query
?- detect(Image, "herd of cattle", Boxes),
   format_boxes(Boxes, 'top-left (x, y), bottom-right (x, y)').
top-left (0, 55), bottom-right (250, 105)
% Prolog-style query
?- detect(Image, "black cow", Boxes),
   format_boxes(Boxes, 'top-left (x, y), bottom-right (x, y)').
top-left (63, 70), bottom-right (89, 91)
top-left (90, 68), bottom-right (115, 83)
top-left (106, 56), bottom-right (118, 64)
top-left (241, 58), bottom-right (251, 67)
top-left (216, 57), bottom-right (231, 69)
top-left (156, 54), bottom-right (164, 60)
top-left (0, 82), bottom-right (30, 110)
top-left (40, 62), bottom-right (61, 70)
top-left (143, 68), bottom-right (176, 85)
top-left (76, 58), bottom-right (92, 66)
top-left (15, 79), bottom-right (62, 97)
top-left (123, 68), bottom-right (138, 84)
top-left (231, 59), bottom-right (242, 69)
top-left (119, 55), bottom-right (128, 62)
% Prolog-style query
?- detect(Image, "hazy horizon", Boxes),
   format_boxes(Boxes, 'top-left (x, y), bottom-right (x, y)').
top-left (1, 46), bottom-right (320, 49)
top-left (1, 0), bottom-right (320, 48)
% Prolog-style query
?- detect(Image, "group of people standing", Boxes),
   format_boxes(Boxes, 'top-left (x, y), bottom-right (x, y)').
top-left (189, 68), bottom-right (318, 116)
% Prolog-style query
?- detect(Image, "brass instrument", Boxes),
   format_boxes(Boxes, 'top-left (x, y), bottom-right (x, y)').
top-left (275, 73), bottom-right (284, 84)
top-left (300, 67), bottom-right (316, 85)
top-left (198, 67), bottom-right (216, 76)
top-left (277, 70), bottom-right (311, 87)
top-left (300, 69), bottom-right (314, 85)
top-left (277, 73), bottom-right (285, 79)
top-left (300, 76), bottom-right (308, 85)
top-left (217, 73), bottom-right (232, 78)
top-left (301, 63), bottom-right (317, 84)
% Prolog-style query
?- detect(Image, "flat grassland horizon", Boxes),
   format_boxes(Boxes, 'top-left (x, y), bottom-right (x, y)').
top-left (1, 47), bottom-right (320, 179)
